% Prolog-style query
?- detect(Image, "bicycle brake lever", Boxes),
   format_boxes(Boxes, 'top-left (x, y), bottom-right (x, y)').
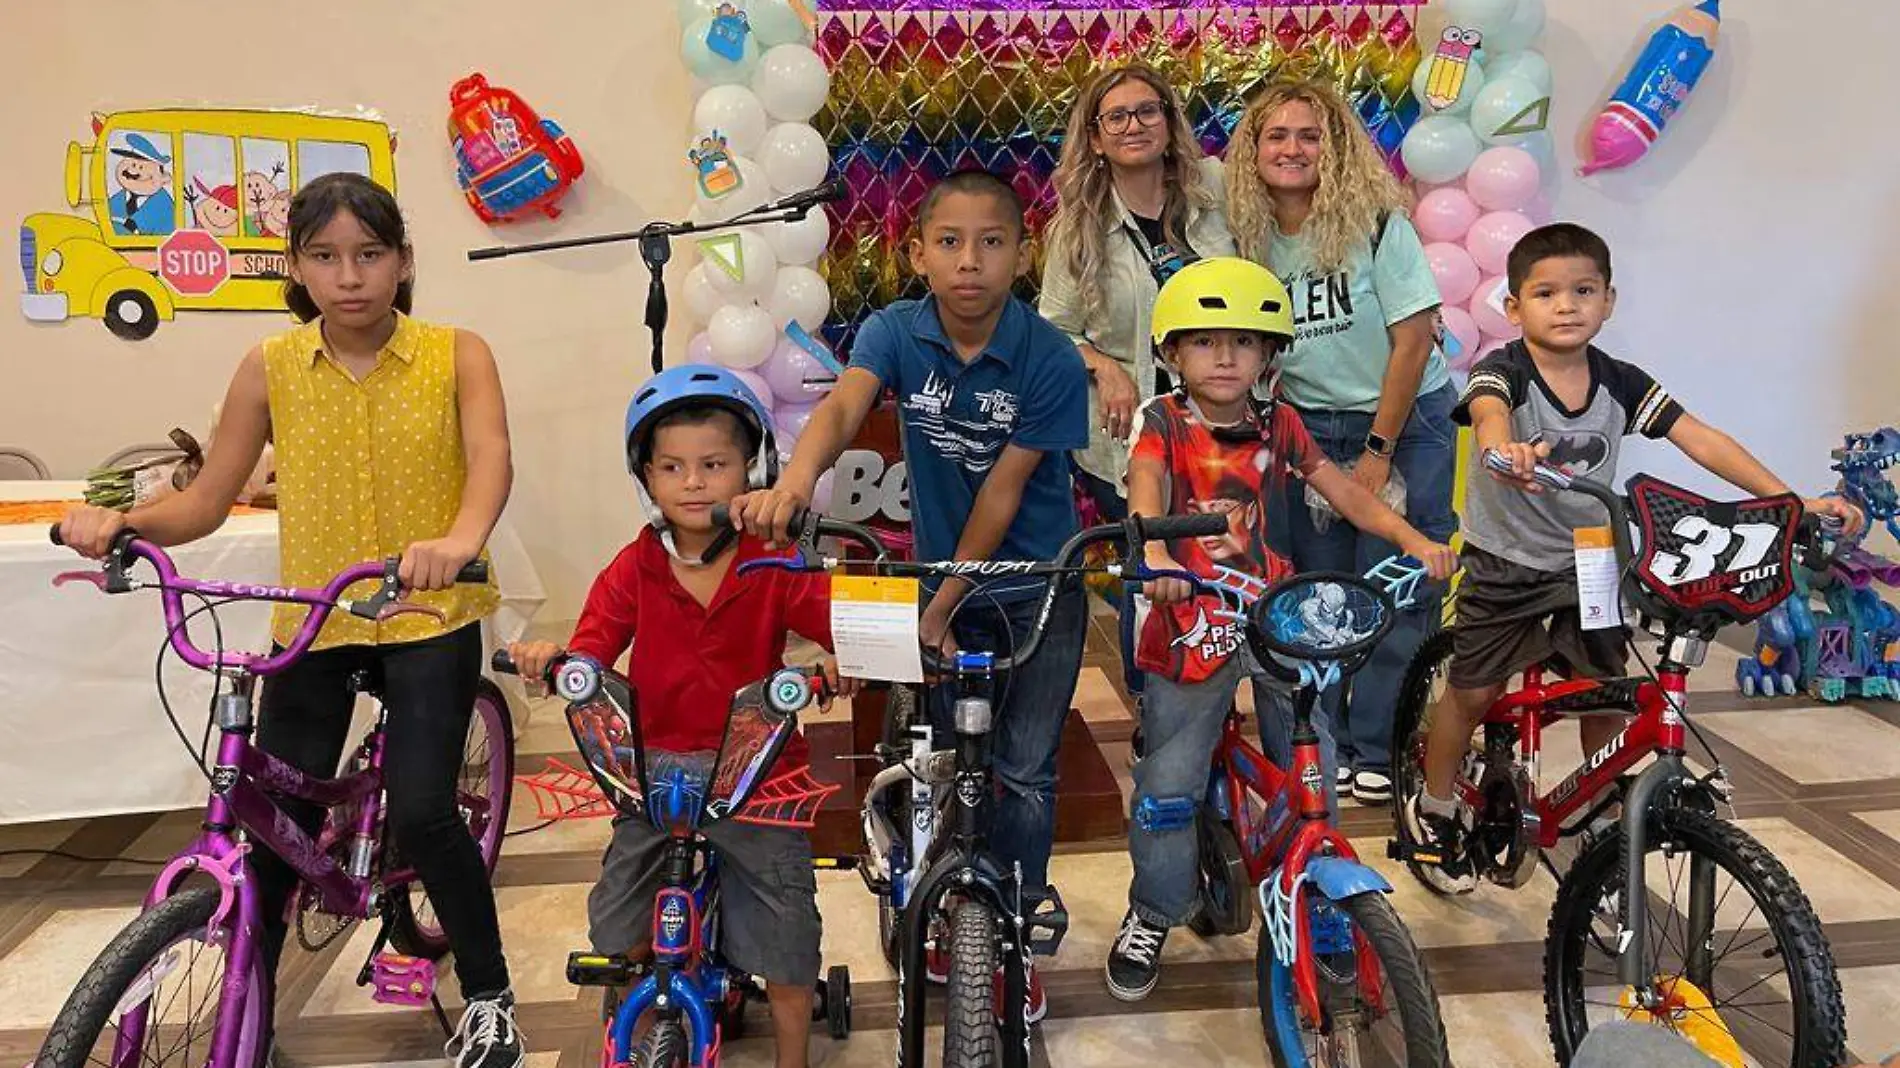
top-left (378, 601), bottom-right (448, 623)
top-left (51, 570), bottom-right (110, 591)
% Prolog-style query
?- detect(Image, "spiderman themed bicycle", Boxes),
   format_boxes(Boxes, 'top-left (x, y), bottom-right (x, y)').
top-left (1388, 455), bottom-right (1848, 1066)
top-left (34, 529), bottom-right (511, 1068)
top-left (494, 649), bottom-right (852, 1068)
top-left (1174, 557), bottom-right (1450, 1067)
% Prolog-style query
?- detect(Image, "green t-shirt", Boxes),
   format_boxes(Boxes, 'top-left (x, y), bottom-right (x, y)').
top-left (1268, 212), bottom-right (1448, 413)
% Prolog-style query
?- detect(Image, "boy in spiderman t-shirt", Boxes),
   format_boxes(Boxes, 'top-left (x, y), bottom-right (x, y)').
top-left (1104, 259), bottom-right (1457, 1002)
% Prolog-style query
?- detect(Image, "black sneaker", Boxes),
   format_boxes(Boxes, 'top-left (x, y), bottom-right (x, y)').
top-left (1105, 909), bottom-right (1169, 1002)
top-left (1401, 793), bottom-right (1476, 895)
top-left (446, 990), bottom-right (526, 1068)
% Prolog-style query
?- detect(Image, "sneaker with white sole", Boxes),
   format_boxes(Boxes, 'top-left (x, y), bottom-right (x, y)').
top-left (446, 990), bottom-right (526, 1068)
top-left (1351, 769), bottom-right (1393, 805)
top-left (1335, 766), bottom-right (1354, 794)
top-left (1400, 793), bottom-right (1476, 895)
top-left (1104, 909), bottom-right (1169, 1002)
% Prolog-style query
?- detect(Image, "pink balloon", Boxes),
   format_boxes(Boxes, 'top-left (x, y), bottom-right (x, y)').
top-left (1424, 242), bottom-right (1481, 305)
top-left (687, 331), bottom-right (715, 365)
top-left (761, 337), bottom-right (838, 405)
top-left (1465, 210), bottom-right (1535, 276)
top-left (1465, 147), bottom-right (1542, 212)
top-left (1469, 276), bottom-right (1518, 339)
top-left (774, 402), bottom-right (817, 450)
top-left (728, 367), bottom-right (776, 412)
top-left (1439, 306), bottom-right (1481, 369)
top-left (1414, 187), bottom-right (1483, 244)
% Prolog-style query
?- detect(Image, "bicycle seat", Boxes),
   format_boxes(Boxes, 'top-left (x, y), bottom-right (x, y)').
top-left (1244, 571), bottom-right (1398, 686)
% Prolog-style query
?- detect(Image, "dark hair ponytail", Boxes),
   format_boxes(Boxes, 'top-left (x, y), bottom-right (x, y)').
top-left (282, 172), bottom-right (413, 323)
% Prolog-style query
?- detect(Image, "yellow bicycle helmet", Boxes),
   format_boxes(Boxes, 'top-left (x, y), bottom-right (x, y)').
top-left (1149, 257), bottom-right (1296, 348)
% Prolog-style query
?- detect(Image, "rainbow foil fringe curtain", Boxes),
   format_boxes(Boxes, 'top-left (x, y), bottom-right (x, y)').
top-left (811, 2), bottom-right (1429, 350)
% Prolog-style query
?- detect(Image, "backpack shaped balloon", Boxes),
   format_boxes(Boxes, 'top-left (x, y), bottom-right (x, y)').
top-left (447, 73), bottom-right (584, 223)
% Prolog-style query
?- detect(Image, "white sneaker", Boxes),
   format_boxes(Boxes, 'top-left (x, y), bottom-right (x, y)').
top-left (1400, 793), bottom-right (1476, 895)
top-left (1351, 769), bottom-right (1393, 805)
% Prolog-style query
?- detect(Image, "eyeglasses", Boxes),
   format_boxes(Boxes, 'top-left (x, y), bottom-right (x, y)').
top-left (1094, 100), bottom-right (1168, 135)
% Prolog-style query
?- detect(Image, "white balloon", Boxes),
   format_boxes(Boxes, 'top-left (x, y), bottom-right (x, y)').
top-left (768, 266), bottom-right (831, 331)
top-left (1484, 51), bottom-right (1553, 97)
top-left (758, 123), bottom-right (830, 195)
top-left (1442, 0), bottom-right (1519, 39)
top-left (766, 209), bottom-right (831, 265)
top-left (692, 85), bottom-right (769, 156)
top-left (708, 303), bottom-right (778, 369)
top-left (745, 0), bottom-right (810, 47)
top-left (701, 228), bottom-right (779, 302)
top-left (1487, 0), bottom-right (1546, 53)
top-left (752, 45), bottom-right (830, 122)
top-left (695, 153), bottom-right (770, 221)
top-left (682, 262), bottom-right (726, 324)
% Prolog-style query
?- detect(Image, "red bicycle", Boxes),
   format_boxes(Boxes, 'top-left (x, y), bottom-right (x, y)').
top-left (1387, 455), bottom-right (1847, 1067)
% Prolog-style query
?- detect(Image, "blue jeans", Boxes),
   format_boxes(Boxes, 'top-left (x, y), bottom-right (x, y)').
top-left (1280, 384), bottom-right (1459, 773)
top-left (926, 582), bottom-right (1088, 895)
top-left (1127, 648), bottom-right (1324, 927)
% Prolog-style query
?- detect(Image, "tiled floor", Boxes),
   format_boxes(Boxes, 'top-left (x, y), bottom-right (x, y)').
top-left (7, 619), bottom-right (1900, 1067)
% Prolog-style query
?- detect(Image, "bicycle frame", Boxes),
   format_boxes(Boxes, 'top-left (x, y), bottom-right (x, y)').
top-left (607, 834), bottom-right (728, 1068)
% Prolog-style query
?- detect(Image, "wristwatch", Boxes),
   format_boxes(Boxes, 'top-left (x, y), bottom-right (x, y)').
top-left (1365, 431), bottom-right (1397, 459)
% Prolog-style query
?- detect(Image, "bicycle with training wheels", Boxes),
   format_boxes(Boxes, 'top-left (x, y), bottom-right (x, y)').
top-left (494, 649), bottom-right (853, 1067)
top-left (715, 505), bottom-right (1225, 1068)
top-left (1386, 453), bottom-right (1848, 1067)
top-left (1163, 556), bottom-right (1451, 1067)
top-left (33, 528), bottom-right (512, 1068)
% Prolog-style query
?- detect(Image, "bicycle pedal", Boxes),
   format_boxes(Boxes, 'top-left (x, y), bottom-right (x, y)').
top-left (566, 951), bottom-right (637, 987)
top-left (1386, 839), bottom-right (1448, 866)
top-left (369, 953), bottom-right (435, 1007)
top-left (1025, 888), bottom-right (1070, 956)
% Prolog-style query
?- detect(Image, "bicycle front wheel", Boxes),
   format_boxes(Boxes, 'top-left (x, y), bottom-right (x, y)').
top-left (388, 677), bottom-right (516, 958)
top-left (1544, 807), bottom-right (1846, 1067)
top-left (1257, 891), bottom-right (1449, 1068)
top-left (943, 900), bottom-right (1000, 1068)
top-left (36, 886), bottom-right (273, 1068)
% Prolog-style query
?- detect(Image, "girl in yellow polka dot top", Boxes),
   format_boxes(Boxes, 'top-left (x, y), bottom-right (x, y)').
top-left (58, 173), bottom-right (526, 1068)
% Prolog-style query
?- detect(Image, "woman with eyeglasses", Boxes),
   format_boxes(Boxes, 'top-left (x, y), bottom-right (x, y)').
top-left (1225, 79), bottom-right (1457, 808)
top-left (1039, 63), bottom-right (1236, 525)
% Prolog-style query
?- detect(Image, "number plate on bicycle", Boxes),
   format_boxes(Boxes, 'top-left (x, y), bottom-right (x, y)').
top-left (1626, 474), bottom-right (1802, 626)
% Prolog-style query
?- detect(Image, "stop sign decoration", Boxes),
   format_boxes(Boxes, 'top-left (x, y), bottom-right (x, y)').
top-left (158, 229), bottom-right (231, 297)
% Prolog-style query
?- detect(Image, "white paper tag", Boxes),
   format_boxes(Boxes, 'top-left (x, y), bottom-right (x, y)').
top-left (829, 575), bottom-right (924, 683)
top-left (1574, 526), bottom-right (1622, 630)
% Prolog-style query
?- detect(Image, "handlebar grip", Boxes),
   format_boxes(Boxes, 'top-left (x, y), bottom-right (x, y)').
top-left (467, 246), bottom-right (510, 262)
top-left (1481, 448), bottom-right (1573, 491)
top-left (1135, 514), bottom-right (1229, 541)
top-left (490, 649), bottom-right (519, 675)
top-left (48, 523), bottom-right (64, 546)
top-left (710, 502), bottom-right (810, 533)
top-left (457, 560), bottom-right (490, 584)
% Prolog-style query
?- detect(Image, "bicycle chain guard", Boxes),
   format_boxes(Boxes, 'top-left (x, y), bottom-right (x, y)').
top-left (1474, 759), bottom-right (1542, 889)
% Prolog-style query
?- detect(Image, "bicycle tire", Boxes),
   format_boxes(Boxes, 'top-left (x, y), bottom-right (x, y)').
top-left (1544, 807), bottom-right (1846, 1067)
top-left (881, 682), bottom-right (920, 754)
top-left (36, 886), bottom-right (273, 1068)
top-left (878, 683), bottom-right (920, 968)
top-left (1187, 813), bottom-right (1252, 938)
top-left (633, 1019), bottom-right (688, 1068)
top-left (943, 900), bottom-right (999, 1068)
top-left (1256, 891), bottom-right (1449, 1068)
top-left (388, 678), bottom-right (516, 958)
top-left (1389, 628), bottom-right (1466, 894)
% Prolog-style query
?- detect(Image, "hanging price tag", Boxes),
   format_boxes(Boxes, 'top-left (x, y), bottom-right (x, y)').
top-left (830, 575), bottom-right (923, 683)
top-left (1574, 526), bottom-right (1621, 630)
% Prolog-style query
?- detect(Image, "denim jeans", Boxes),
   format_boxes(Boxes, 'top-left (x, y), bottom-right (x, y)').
top-left (1280, 384), bottom-right (1459, 773)
top-left (926, 582), bottom-right (1088, 895)
top-left (1127, 647), bottom-right (1326, 927)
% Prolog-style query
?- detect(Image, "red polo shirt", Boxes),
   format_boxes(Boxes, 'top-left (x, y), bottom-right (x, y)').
top-left (566, 528), bottom-right (832, 766)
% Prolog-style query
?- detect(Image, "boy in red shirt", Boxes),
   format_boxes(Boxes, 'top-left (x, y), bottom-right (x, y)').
top-left (507, 366), bottom-right (850, 1068)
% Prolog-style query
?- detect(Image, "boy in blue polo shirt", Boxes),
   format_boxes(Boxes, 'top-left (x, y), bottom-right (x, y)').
top-left (733, 169), bottom-right (1089, 1021)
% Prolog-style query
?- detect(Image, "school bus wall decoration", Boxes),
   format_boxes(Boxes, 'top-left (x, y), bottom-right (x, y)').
top-left (19, 107), bottom-right (398, 341)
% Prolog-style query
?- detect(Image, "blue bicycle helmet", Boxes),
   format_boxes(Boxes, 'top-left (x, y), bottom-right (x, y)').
top-left (624, 364), bottom-right (779, 538)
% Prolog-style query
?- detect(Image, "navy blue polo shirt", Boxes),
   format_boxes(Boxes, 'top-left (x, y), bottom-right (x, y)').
top-left (848, 295), bottom-right (1089, 601)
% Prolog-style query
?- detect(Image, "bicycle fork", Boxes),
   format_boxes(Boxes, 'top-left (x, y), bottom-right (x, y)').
top-left (1616, 752), bottom-right (1719, 1003)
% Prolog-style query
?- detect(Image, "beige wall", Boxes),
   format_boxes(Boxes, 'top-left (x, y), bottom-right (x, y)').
top-left (0, 1), bottom-right (701, 618)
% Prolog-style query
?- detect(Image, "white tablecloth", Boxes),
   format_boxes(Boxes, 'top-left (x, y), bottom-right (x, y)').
top-left (0, 482), bottom-right (546, 824)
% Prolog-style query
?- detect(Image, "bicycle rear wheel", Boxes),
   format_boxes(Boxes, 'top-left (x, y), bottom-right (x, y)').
top-left (1544, 807), bottom-right (1846, 1067)
top-left (36, 886), bottom-right (273, 1068)
top-left (388, 677), bottom-right (516, 958)
top-left (1257, 891), bottom-right (1449, 1068)
top-left (1389, 629), bottom-right (1476, 895)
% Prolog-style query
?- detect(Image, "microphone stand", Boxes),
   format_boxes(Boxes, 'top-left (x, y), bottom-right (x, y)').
top-left (468, 198), bottom-right (823, 375)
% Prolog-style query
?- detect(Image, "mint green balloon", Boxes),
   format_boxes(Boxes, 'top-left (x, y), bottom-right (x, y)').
top-left (1470, 75), bottom-right (1548, 145)
top-left (683, 16), bottom-right (761, 86)
top-left (1485, 51), bottom-right (1552, 96)
top-left (746, 0), bottom-right (810, 47)
top-left (1412, 54), bottom-right (1486, 116)
top-left (1401, 115), bottom-right (1483, 184)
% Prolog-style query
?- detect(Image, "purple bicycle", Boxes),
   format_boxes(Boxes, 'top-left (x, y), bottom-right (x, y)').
top-left (32, 528), bottom-right (514, 1068)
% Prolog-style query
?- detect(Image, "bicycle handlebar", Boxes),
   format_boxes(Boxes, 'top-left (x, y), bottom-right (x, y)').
top-left (50, 524), bottom-right (489, 675)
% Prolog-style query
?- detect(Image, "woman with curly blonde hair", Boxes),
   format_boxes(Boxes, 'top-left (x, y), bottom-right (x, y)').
top-left (1040, 63), bottom-right (1234, 521)
top-left (1227, 78), bottom-right (1457, 807)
